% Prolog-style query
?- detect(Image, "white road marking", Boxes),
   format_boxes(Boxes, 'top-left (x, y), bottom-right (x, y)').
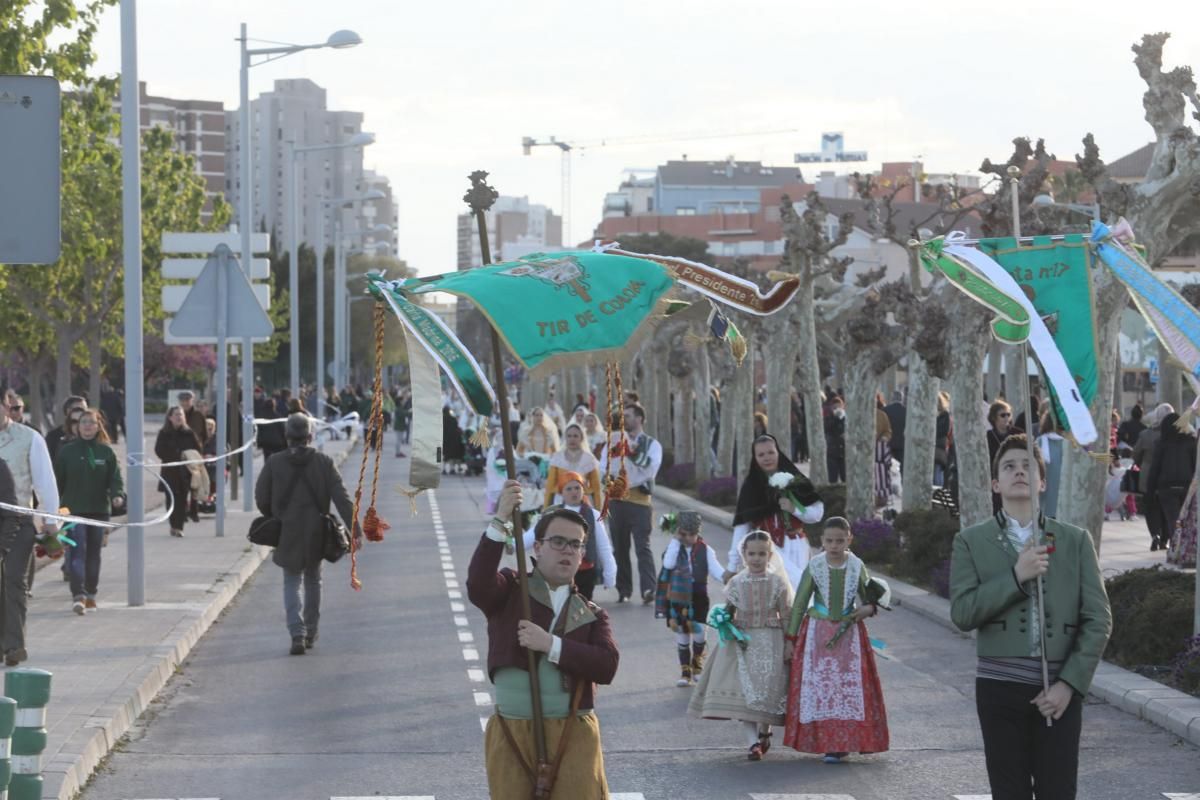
top-left (448, 589), bottom-right (462, 599)
top-left (458, 631), bottom-right (474, 643)
top-left (333, 797), bottom-right (436, 800)
top-left (450, 601), bottom-right (465, 612)
top-left (611, 795), bottom-right (649, 800)
top-left (952, 796), bottom-right (993, 800)
top-left (462, 647), bottom-right (479, 661)
top-left (467, 668), bottom-right (486, 682)
top-left (1164, 795), bottom-right (1200, 800)
top-left (454, 615), bottom-right (469, 627)
top-left (480, 716), bottom-right (489, 732)
top-left (473, 691), bottom-right (492, 706)
top-left (445, 579), bottom-right (458, 589)
top-left (750, 796), bottom-right (859, 800)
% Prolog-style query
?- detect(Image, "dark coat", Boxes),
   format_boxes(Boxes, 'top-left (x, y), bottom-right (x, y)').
top-left (467, 535), bottom-right (619, 711)
top-left (154, 423), bottom-right (202, 491)
top-left (883, 401), bottom-right (906, 453)
top-left (255, 446), bottom-right (354, 571)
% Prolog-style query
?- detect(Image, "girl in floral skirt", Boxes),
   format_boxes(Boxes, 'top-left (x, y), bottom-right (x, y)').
top-left (784, 516), bottom-right (889, 763)
top-left (689, 530), bottom-right (793, 760)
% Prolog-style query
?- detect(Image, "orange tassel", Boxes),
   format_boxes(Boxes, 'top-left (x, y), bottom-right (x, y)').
top-left (363, 507), bottom-right (390, 542)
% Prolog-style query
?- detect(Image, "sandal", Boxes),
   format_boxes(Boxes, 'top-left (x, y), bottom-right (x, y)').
top-left (758, 731), bottom-right (772, 755)
top-left (748, 743), bottom-right (763, 761)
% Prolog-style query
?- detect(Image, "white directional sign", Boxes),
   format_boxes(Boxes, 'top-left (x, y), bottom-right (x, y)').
top-left (0, 76), bottom-right (61, 264)
top-left (163, 257), bottom-right (270, 280)
top-left (161, 231), bottom-right (270, 254)
top-left (161, 283), bottom-right (269, 314)
top-left (168, 245), bottom-right (274, 340)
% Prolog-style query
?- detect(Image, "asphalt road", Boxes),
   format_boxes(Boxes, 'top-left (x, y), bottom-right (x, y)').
top-left (79, 437), bottom-right (1200, 800)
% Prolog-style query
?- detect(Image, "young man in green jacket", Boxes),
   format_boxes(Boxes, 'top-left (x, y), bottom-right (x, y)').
top-left (950, 434), bottom-right (1110, 800)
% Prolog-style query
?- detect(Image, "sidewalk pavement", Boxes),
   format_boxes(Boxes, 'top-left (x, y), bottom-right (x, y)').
top-left (654, 483), bottom-right (1200, 749)
top-left (20, 433), bottom-right (358, 800)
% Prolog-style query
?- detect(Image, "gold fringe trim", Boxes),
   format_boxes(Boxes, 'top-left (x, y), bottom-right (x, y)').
top-left (730, 334), bottom-right (748, 366)
top-left (397, 485), bottom-right (427, 516)
top-left (1175, 408), bottom-right (1196, 434)
top-left (766, 270), bottom-right (795, 283)
top-left (470, 426), bottom-right (491, 449)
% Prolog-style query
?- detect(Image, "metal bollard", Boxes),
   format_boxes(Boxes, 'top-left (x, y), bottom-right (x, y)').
top-left (0, 697), bottom-right (14, 799)
top-left (5, 670), bottom-right (50, 800)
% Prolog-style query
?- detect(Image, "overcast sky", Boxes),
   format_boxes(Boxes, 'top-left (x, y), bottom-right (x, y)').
top-left (92, 0), bottom-right (1196, 275)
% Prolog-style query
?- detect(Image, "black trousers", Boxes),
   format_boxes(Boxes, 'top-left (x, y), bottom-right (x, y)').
top-left (0, 516), bottom-right (35, 653)
top-left (607, 500), bottom-right (654, 599)
top-left (976, 678), bottom-right (1082, 800)
top-left (574, 567), bottom-right (596, 601)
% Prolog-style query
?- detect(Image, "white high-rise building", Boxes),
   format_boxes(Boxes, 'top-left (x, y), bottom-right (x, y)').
top-left (225, 78), bottom-right (384, 257)
top-left (455, 195), bottom-right (562, 270)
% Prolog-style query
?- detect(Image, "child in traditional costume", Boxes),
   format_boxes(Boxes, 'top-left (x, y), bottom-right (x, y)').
top-left (784, 516), bottom-right (890, 763)
top-left (655, 511), bottom-right (725, 686)
top-left (688, 530), bottom-right (793, 760)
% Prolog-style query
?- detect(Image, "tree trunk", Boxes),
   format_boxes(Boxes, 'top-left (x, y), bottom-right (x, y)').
top-left (87, 325), bottom-right (103, 412)
top-left (26, 355), bottom-right (50, 434)
top-left (986, 339), bottom-right (1003, 400)
top-left (734, 350), bottom-right (755, 488)
top-left (717, 374), bottom-right (736, 477)
top-left (693, 350), bottom-right (712, 480)
top-left (946, 295), bottom-right (993, 527)
top-left (1005, 347), bottom-right (1027, 410)
top-left (673, 374), bottom-right (693, 465)
top-left (796, 284), bottom-right (828, 483)
top-left (901, 353), bottom-right (939, 513)
top-left (54, 333), bottom-right (75, 418)
top-left (1054, 284), bottom-right (1127, 551)
top-left (844, 355), bottom-right (877, 522)
top-left (653, 349), bottom-right (671, 452)
top-left (764, 312), bottom-right (799, 449)
top-left (1157, 339), bottom-right (1182, 410)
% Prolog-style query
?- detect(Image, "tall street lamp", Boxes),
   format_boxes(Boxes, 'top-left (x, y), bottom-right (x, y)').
top-left (319, 190), bottom-right (385, 405)
top-left (238, 22), bottom-right (361, 509)
top-left (330, 190), bottom-right (386, 392)
top-left (287, 131), bottom-right (375, 402)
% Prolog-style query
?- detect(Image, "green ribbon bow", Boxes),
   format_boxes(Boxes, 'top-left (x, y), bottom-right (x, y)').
top-left (918, 238), bottom-right (1031, 344)
top-left (708, 605), bottom-right (750, 650)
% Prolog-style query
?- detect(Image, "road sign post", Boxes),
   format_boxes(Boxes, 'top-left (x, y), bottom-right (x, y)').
top-left (168, 244), bottom-right (274, 537)
top-left (0, 76), bottom-right (60, 265)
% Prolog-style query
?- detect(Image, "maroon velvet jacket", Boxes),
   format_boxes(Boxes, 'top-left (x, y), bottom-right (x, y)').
top-left (467, 534), bottom-right (619, 711)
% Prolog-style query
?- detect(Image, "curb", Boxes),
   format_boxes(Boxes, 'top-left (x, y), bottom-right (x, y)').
top-left (46, 436), bottom-right (359, 800)
top-left (653, 484), bottom-right (1200, 749)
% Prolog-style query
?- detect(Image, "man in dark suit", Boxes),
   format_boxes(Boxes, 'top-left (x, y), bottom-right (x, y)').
top-left (883, 390), bottom-right (906, 474)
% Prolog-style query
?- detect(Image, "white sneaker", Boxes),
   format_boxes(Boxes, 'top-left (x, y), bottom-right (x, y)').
top-left (72, 600), bottom-right (85, 616)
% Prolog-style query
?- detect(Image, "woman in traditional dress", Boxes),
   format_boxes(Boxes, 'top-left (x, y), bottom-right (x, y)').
top-left (784, 517), bottom-right (889, 762)
top-left (544, 423), bottom-right (602, 509)
top-left (689, 530), bottom-right (792, 760)
top-left (516, 406), bottom-right (560, 457)
top-left (873, 403), bottom-right (892, 508)
top-left (724, 434), bottom-right (823, 589)
top-left (583, 411), bottom-right (607, 457)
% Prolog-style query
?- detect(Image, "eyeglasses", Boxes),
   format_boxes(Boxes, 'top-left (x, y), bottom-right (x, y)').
top-left (542, 535), bottom-right (586, 553)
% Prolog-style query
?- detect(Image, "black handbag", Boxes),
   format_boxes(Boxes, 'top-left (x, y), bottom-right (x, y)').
top-left (295, 467), bottom-right (350, 563)
top-left (247, 467), bottom-right (304, 547)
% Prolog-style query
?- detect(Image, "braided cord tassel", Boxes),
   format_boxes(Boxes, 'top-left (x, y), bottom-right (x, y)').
top-left (363, 302), bottom-right (391, 543)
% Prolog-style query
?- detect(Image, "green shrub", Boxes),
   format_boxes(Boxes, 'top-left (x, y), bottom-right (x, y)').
top-left (892, 508), bottom-right (960, 588)
top-left (1104, 567), bottom-right (1195, 671)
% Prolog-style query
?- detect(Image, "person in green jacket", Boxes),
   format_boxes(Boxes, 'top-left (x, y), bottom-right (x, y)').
top-left (950, 434), bottom-right (1111, 800)
top-left (54, 410), bottom-right (124, 615)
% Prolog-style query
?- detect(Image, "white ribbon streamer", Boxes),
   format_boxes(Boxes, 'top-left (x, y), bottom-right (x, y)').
top-left (944, 233), bottom-right (1099, 446)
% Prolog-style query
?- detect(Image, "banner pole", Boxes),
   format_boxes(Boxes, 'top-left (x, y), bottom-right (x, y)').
top-left (465, 171), bottom-right (550, 772)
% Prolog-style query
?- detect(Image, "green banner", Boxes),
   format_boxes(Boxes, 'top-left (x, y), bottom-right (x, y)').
top-left (918, 239), bottom-right (1030, 344)
top-left (396, 251), bottom-right (677, 369)
top-left (979, 235), bottom-right (1099, 413)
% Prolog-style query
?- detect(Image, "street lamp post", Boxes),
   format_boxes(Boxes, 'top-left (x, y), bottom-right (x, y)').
top-left (238, 22), bottom-right (361, 509)
top-left (287, 133), bottom-right (375, 402)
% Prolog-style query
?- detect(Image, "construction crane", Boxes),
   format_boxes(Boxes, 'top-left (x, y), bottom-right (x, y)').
top-left (522, 136), bottom-right (574, 247)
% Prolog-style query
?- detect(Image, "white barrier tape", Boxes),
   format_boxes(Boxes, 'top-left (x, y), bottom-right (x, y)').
top-left (13, 708), bottom-right (44, 728)
top-left (0, 736), bottom-right (9, 758)
top-left (10, 754), bottom-right (38, 774)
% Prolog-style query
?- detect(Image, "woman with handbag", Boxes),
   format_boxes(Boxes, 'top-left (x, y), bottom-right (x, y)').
top-left (54, 410), bottom-right (124, 614)
top-left (255, 414), bottom-right (359, 656)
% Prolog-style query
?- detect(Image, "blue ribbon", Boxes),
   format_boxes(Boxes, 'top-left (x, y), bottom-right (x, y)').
top-left (707, 605), bottom-right (750, 649)
top-left (1092, 221), bottom-right (1200, 380)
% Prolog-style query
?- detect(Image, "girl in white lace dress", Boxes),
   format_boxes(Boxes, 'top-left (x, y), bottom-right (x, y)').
top-left (688, 531), bottom-right (793, 761)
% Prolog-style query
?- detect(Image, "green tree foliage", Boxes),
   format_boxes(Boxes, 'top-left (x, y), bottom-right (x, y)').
top-left (610, 231), bottom-right (711, 263)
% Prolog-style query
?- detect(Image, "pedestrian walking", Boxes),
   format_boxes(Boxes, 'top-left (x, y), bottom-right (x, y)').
top-left (54, 410), bottom-right (123, 615)
top-left (255, 414), bottom-right (358, 656)
top-left (100, 380), bottom-right (124, 443)
top-left (689, 530), bottom-right (792, 761)
top-left (874, 406), bottom-right (893, 508)
top-left (544, 423), bottom-right (602, 510)
top-left (516, 406), bottom-right (560, 457)
top-left (784, 517), bottom-right (890, 762)
top-left (950, 435), bottom-right (1110, 800)
top-left (1132, 403), bottom-right (1174, 549)
top-left (725, 434), bottom-right (823, 590)
top-left (1145, 411), bottom-right (1196, 550)
top-left (45, 395), bottom-right (87, 464)
top-left (254, 387), bottom-right (286, 463)
top-left (582, 411), bottom-right (606, 458)
top-left (935, 391), bottom-right (953, 486)
top-left (824, 396), bottom-right (846, 484)
top-left (154, 406), bottom-right (202, 538)
top-left (599, 402), bottom-right (662, 604)
top-left (1116, 404), bottom-right (1146, 449)
top-left (987, 400), bottom-right (1024, 514)
top-left (0, 399), bottom-right (59, 666)
top-left (468, 480), bottom-right (619, 799)
top-left (1038, 407), bottom-right (1066, 518)
top-left (883, 390), bottom-right (906, 473)
top-left (654, 511), bottom-right (724, 687)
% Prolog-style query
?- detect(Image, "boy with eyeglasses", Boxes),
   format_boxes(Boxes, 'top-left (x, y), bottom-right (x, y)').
top-left (468, 480), bottom-right (619, 799)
